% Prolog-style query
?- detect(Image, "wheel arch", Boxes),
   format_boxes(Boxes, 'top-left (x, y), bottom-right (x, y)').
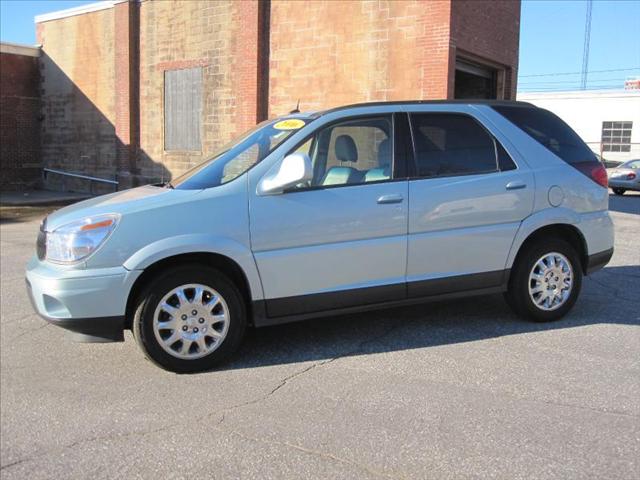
top-left (509, 223), bottom-right (588, 277)
top-left (124, 250), bottom-right (259, 329)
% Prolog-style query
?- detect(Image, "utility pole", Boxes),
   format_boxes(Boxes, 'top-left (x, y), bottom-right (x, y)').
top-left (581, 0), bottom-right (593, 90)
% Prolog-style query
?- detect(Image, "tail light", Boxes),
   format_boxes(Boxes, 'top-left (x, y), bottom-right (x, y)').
top-left (573, 161), bottom-right (608, 188)
top-left (627, 172), bottom-right (637, 180)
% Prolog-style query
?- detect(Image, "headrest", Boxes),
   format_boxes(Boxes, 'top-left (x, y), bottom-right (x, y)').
top-left (377, 138), bottom-right (391, 166)
top-left (335, 135), bottom-right (358, 163)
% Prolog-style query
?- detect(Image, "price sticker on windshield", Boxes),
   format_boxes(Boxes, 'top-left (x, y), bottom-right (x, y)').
top-left (273, 119), bottom-right (306, 130)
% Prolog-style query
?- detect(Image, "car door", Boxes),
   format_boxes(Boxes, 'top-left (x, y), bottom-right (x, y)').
top-left (249, 113), bottom-right (409, 318)
top-left (406, 109), bottom-right (534, 297)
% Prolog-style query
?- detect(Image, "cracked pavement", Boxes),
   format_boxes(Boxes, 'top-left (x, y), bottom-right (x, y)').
top-left (1, 193), bottom-right (639, 479)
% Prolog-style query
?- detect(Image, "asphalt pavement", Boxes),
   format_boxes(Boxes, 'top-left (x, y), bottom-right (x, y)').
top-left (1, 193), bottom-right (638, 479)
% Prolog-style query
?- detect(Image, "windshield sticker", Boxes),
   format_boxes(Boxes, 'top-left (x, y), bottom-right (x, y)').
top-left (273, 119), bottom-right (306, 130)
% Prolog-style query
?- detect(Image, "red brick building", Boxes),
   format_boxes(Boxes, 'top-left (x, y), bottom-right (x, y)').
top-left (5, 0), bottom-right (521, 190)
top-left (0, 43), bottom-right (41, 191)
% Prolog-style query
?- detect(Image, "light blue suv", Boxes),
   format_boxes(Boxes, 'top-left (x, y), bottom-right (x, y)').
top-left (26, 101), bottom-right (614, 372)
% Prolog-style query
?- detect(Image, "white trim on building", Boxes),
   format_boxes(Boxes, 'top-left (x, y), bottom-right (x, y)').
top-left (518, 89), bottom-right (640, 164)
top-left (0, 41), bottom-right (41, 57)
top-left (34, 0), bottom-right (131, 24)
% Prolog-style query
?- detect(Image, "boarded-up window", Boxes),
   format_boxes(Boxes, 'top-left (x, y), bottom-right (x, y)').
top-left (164, 67), bottom-right (202, 151)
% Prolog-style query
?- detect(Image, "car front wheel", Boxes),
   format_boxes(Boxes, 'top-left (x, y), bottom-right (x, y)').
top-left (505, 239), bottom-right (583, 322)
top-left (612, 188), bottom-right (626, 195)
top-left (132, 265), bottom-right (246, 373)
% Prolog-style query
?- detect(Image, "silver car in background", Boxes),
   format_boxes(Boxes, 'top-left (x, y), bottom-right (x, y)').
top-left (26, 100), bottom-right (615, 372)
top-left (608, 159), bottom-right (640, 195)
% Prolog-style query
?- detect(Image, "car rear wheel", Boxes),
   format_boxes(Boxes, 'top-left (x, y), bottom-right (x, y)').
top-left (132, 265), bottom-right (246, 373)
top-left (505, 238), bottom-right (582, 322)
top-left (612, 188), bottom-right (626, 195)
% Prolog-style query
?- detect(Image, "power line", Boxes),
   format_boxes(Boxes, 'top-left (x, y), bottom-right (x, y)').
top-left (518, 85), bottom-right (627, 92)
top-left (580, 0), bottom-right (593, 89)
top-left (520, 77), bottom-right (627, 85)
top-left (519, 67), bottom-right (640, 78)
top-left (520, 84), bottom-right (626, 90)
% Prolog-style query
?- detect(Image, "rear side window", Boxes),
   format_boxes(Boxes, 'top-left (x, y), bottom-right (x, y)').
top-left (409, 114), bottom-right (499, 178)
top-left (493, 106), bottom-right (597, 164)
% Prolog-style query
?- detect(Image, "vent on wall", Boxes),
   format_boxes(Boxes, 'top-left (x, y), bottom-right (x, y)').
top-left (164, 67), bottom-right (203, 152)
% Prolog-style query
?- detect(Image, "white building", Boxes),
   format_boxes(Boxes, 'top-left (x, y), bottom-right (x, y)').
top-left (517, 90), bottom-right (640, 165)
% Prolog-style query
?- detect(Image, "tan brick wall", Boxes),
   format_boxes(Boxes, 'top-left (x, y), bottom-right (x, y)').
top-left (268, 0), bottom-right (453, 116)
top-left (138, 0), bottom-right (261, 182)
top-left (38, 7), bottom-right (117, 191)
top-left (32, 0), bottom-right (520, 188)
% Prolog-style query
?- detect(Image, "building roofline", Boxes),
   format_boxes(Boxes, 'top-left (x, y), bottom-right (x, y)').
top-left (518, 89), bottom-right (640, 100)
top-left (0, 41), bottom-right (41, 57)
top-left (34, 0), bottom-right (130, 24)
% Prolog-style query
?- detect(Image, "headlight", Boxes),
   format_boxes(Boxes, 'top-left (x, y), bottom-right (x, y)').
top-left (45, 214), bottom-right (120, 264)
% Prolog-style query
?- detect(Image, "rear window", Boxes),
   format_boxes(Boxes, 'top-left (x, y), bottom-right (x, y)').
top-left (493, 106), bottom-right (597, 164)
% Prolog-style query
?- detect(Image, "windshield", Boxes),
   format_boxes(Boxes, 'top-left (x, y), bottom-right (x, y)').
top-left (172, 118), bottom-right (312, 190)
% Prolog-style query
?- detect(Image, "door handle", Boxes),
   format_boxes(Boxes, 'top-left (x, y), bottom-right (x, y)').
top-left (377, 194), bottom-right (404, 204)
top-left (505, 181), bottom-right (527, 190)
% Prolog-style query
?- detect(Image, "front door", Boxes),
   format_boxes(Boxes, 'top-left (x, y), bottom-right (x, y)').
top-left (249, 114), bottom-right (409, 317)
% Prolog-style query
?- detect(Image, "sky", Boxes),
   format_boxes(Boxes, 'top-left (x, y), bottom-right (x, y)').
top-left (518, 0), bottom-right (640, 91)
top-left (1, 0), bottom-right (639, 92)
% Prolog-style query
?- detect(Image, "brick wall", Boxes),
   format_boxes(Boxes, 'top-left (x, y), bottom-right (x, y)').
top-left (0, 48), bottom-right (41, 191)
top-left (269, 0), bottom-right (455, 116)
top-left (31, 0), bottom-right (520, 188)
top-left (38, 7), bottom-right (118, 192)
top-left (138, 0), bottom-right (262, 182)
top-left (114, 0), bottom-right (140, 185)
top-left (450, 0), bottom-right (521, 98)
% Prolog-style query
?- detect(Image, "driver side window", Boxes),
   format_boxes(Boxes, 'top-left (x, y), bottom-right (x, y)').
top-left (293, 116), bottom-right (393, 188)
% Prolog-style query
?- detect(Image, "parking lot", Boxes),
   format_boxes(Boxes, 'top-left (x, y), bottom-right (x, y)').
top-left (1, 193), bottom-right (638, 479)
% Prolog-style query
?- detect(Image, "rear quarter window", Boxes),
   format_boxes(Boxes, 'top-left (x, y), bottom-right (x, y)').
top-left (493, 106), bottom-right (597, 164)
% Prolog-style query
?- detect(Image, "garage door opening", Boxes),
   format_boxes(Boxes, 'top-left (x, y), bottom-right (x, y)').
top-left (454, 60), bottom-right (498, 99)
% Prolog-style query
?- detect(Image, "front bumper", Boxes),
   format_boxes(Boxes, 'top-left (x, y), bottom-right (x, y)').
top-left (25, 256), bottom-right (142, 342)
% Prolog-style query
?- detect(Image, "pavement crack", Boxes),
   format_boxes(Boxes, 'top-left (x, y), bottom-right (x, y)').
top-left (6, 321), bottom-right (49, 342)
top-left (0, 424), bottom-right (176, 471)
top-left (216, 320), bottom-right (404, 426)
top-left (0, 458), bottom-right (30, 471)
top-left (211, 424), bottom-right (405, 479)
top-left (0, 321), bottom-right (403, 472)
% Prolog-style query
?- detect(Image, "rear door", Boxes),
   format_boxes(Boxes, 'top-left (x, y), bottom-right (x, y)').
top-left (406, 108), bottom-right (534, 297)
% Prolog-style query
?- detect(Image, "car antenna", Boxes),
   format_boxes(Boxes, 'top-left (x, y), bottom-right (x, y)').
top-left (289, 99), bottom-right (300, 114)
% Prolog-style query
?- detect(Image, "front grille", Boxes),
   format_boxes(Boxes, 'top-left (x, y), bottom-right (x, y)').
top-left (36, 219), bottom-right (47, 260)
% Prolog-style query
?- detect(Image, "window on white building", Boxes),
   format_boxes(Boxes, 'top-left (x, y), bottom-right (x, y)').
top-left (601, 121), bottom-right (632, 152)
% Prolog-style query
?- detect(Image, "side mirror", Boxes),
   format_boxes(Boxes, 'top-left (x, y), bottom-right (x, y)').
top-left (258, 153), bottom-right (313, 195)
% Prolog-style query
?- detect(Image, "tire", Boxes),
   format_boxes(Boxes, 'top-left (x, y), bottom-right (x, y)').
top-left (132, 265), bottom-right (246, 373)
top-left (504, 238), bottom-right (582, 322)
top-left (612, 188), bottom-right (626, 195)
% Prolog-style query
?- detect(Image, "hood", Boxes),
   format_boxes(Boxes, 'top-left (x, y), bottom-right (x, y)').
top-left (44, 185), bottom-right (202, 231)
